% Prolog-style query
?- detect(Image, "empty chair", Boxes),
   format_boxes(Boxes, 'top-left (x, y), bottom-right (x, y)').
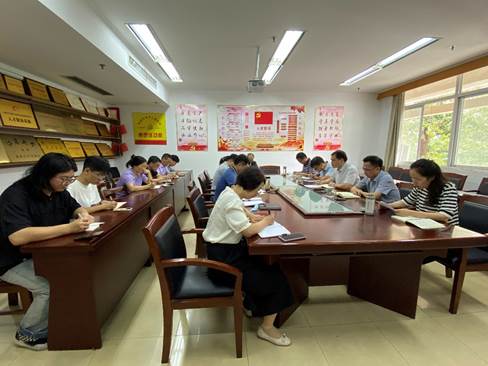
top-left (198, 173), bottom-right (214, 200)
top-left (436, 195), bottom-right (488, 313)
top-left (388, 167), bottom-right (404, 180)
top-left (142, 206), bottom-right (243, 363)
top-left (465, 177), bottom-right (488, 196)
top-left (186, 187), bottom-right (214, 257)
top-left (260, 165), bottom-right (281, 175)
top-left (443, 172), bottom-right (468, 190)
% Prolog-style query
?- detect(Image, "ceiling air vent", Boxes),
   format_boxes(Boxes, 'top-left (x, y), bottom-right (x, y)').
top-left (62, 76), bottom-right (113, 96)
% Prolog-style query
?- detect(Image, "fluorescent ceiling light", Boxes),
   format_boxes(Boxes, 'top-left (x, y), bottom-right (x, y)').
top-left (127, 23), bottom-right (182, 82)
top-left (262, 30), bottom-right (305, 85)
top-left (340, 37), bottom-right (439, 86)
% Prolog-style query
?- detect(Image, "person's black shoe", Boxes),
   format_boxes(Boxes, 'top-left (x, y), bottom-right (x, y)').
top-left (14, 332), bottom-right (47, 351)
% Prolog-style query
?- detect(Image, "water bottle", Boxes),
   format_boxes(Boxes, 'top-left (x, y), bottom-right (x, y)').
top-left (264, 177), bottom-right (271, 191)
top-left (364, 193), bottom-right (375, 215)
top-left (283, 166), bottom-right (287, 176)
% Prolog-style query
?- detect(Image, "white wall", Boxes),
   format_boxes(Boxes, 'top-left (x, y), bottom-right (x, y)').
top-left (116, 90), bottom-right (390, 178)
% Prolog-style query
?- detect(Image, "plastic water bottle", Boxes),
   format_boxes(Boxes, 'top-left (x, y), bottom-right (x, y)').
top-left (283, 166), bottom-right (287, 176)
top-left (364, 193), bottom-right (375, 215)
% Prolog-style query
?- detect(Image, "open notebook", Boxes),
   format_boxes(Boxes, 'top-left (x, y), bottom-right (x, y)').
top-left (335, 192), bottom-right (360, 199)
top-left (391, 215), bottom-right (445, 229)
top-left (258, 222), bottom-right (290, 238)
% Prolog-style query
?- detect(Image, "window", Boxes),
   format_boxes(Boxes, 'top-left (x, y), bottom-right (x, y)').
top-left (397, 65), bottom-right (488, 168)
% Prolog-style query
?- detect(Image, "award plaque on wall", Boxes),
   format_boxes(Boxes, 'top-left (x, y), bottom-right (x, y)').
top-left (3, 75), bottom-right (25, 95)
top-left (0, 99), bottom-right (38, 129)
top-left (0, 135), bottom-right (44, 163)
top-left (81, 142), bottom-right (100, 156)
top-left (63, 140), bottom-right (86, 158)
top-left (65, 93), bottom-right (86, 111)
top-left (96, 106), bottom-right (107, 117)
top-left (36, 138), bottom-right (69, 155)
top-left (0, 138), bottom-right (10, 163)
top-left (34, 111), bottom-right (67, 133)
top-left (96, 123), bottom-right (111, 137)
top-left (0, 74), bottom-right (6, 90)
top-left (63, 118), bottom-right (84, 135)
top-left (47, 86), bottom-right (70, 106)
top-left (95, 143), bottom-right (114, 157)
top-left (82, 121), bottom-right (100, 136)
top-left (24, 79), bottom-right (50, 101)
top-left (80, 98), bottom-right (99, 114)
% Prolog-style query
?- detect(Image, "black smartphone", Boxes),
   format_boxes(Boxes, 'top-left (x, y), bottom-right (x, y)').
top-left (278, 232), bottom-right (306, 242)
top-left (74, 231), bottom-right (104, 241)
top-left (258, 203), bottom-right (282, 211)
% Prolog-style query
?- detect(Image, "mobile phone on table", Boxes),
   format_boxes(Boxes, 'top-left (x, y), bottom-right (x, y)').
top-left (278, 232), bottom-right (306, 242)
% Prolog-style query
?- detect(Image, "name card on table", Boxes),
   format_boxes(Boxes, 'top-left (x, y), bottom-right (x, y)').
top-left (3, 75), bottom-right (25, 95)
top-left (81, 142), bottom-right (100, 156)
top-left (0, 99), bottom-right (38, 129)
top-left (47, 86), bottom-right (70, 106)
top-left (24, 79), bottom-right (50, 101)
top-left (37, 137), bottom-right (69, 155)
top-left (63, 140), bottom-right (86, 158)
top-left (0, 135), bottom-right (44, 162)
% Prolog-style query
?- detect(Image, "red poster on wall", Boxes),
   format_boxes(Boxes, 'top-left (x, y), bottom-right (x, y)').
top-left (254, 111), bottom-right (273, 124)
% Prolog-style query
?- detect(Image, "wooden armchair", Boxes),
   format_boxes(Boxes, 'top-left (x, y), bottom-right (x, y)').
top-left (142, 206), bottom-right (243, 364)
top-left (186, 188), bottom-right (214, 257)
top-left (198, 173), bottom-right (214, 200)
top-left (465, 177), bottom-right (488, 196)
top-left (0, 281), bottom-right (32, 315)
top-left (388, 167), bottom-right (404, 180)
top-left (260, 165), bottom-right (281, 175)
top-left (436, 194), bottom-right (488, 313)
top-left (443, 172), bottom-right (468, 190)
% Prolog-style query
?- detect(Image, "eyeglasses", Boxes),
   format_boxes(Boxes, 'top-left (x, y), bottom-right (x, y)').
top-left (56, 175), bottom-right (77, 184)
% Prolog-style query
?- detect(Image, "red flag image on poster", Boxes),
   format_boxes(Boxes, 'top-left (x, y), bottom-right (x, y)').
top-left (254, 111), bottom-right (273, 124)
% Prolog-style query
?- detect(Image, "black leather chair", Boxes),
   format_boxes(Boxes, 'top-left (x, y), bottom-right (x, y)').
top-left (142, 206), bottom-right (243, 364)
top-left (443, 172), bottom-right (468, 190)
top-left (388, 167), bottom-right (404, 180)
top-left (186, 188), bottom-right (214, 257)
top-left (436, 195), bottom-right (488, 313)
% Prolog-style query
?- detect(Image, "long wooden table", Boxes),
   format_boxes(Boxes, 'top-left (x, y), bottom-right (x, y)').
top-left (248, 178), bottom-right (488, 326)
top-left (21, 171), bottom-right (192, 350)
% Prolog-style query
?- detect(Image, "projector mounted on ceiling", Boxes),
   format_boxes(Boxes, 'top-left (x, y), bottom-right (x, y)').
top-left (247, 46), bottom-right (264, 93)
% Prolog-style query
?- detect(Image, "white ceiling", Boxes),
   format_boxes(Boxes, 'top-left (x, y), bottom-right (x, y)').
top-left (1, 0), bottom-right (488, 103)
top-left (87, 0), bottom-right (488, 93)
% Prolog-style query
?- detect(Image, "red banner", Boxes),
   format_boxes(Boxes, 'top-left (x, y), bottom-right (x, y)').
top-left (254, 111), bottom-right (273, 124)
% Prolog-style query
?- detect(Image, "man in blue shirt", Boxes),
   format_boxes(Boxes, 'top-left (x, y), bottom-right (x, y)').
top-left (351, 155), bottom-right (400, 203)
top-left (310, 156), bottom-right (334, 178)
top-left (212, 154), bottom-right (237, 190)
top-left (295, 152), bottom-right (314, 175)
top-left (214, 154), bottom-right (250, 201)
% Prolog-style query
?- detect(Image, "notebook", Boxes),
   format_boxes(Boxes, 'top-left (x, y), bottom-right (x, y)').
top-left (391, 215), bottom-right (445, 229)
top-left (258, 222), bottom-right (290, 238)
top-left (335, 192), bottom-right (360, 199)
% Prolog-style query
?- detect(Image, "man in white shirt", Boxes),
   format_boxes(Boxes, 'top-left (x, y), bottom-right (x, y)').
top-left (321, 150), bottom-right (360, 190)
top-left (67, 157), bottom-right (117, 213)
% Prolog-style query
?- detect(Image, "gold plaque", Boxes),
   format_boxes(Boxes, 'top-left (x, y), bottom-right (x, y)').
top-left (95, 143), bottom-right (114, 157)
top-left (64, 118), bottom-right (84, 135)
top-left (65, 93), bottom-right (86, 111)
top-left (96, 123), bottom-right (111, 137)
top-left (81, 142), bottom-right (100, 156)
top-left (0, 138), bottom-right (10, 163)
top-left (63, 141), bottom-right (86, 158)
top-left (80, 98), bottom-right (99, 114)
top-left (0, 99), bottom-right (38, 129)
top-left (0, 135), bottom-right (44, 163)
top-left (4, 75), bottom-right (25, 95)
top-left (0, 74), bottom-right (6, 90)
top-left (36, 138), bottom-right (69, 155)
top-left (82, 121), bottom-right (99, 136)
top-left (47, 86), bottom-right (70, 106)
top-left (24, 79), bottom-right (50, 101)
top-left (35, 111), bottom-right (67, 133)
top-left (96, 107), bottom-right (107, 117)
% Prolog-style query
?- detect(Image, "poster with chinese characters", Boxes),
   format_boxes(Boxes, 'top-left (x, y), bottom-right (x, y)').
top-left (132, 112), bottom-right (167, 145)
top-left (176, 104), bottom-right (208, 151)
top-left (217, 105), bottom-right (305, 151)
top-left (313, 106), bottom-right (344, 151)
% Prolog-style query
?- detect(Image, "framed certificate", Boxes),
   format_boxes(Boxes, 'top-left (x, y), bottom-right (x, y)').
top-left (3, 75), bottom-right (25, 95)
top-left (63, 140), bottom-right (86, 158)
top-left (47, 86), bottom-right (70, 106)
top-left (24, 79), bottom-right (50, 101)
top-left (37, 138), bottom-right (69, 155)
top-left (81, 142), bottom-right (100, 156)
top-left (65, 93), bottom-right (86, 111)
top-left (0, 99), bottom-right (38, 129)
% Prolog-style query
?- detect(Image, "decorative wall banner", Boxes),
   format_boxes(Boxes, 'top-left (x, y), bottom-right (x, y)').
top-left (217, 105), bottom-right (305, 151)
top-left (0, 135), bottom-right (43, 162)
top-left (176, 104), bottom-right (208, 151)
top-left (0, 99), bottom-right (38, 129)
top-left (132, 112), bottom-right (167, 145)
top-left (63, 141), bottom-right (86, 158)
top-left (313, 106), bottom-right (344, 151)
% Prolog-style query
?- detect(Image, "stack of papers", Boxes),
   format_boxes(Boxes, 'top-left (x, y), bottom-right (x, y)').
top-left (152, 185), bottom-right (162, 189)
top-left (86, 222), bottom-right (104, 232)
top-left (302, 184), bottom-right (323, 189)
top-left (113, 202), bottom-right (132, 212)
top-left (258, 222), bottom-right (290, 238)
top-left (242, 197), bottom-right (264, 207)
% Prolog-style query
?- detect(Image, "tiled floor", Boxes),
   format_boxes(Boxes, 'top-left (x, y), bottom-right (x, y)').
top-left (1, 211), bottom-right (488, 365)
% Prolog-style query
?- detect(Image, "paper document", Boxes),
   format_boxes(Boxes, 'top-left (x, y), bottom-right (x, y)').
top-left (114, 202), bottom-right (132, 212)
top-left (86, 222), bottom-right (104, 232)
top-left (391, 216), bottom-right (445, 229)
top-left (258, 222), bottom-right (290, 238)
top-left (335, 192), bottom-right (360, 199)
top-left (303, 184), bottom-right (323, 189)
top-left (113, 202), bottom-right (126, 210)
top-left (243, 199), bottom-right (264, 207)
top-left (152, 185), bottom-right (162, 189)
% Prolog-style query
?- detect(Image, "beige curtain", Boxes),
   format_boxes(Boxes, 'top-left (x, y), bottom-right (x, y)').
top-left (384, 93), bottom-right (405, 169)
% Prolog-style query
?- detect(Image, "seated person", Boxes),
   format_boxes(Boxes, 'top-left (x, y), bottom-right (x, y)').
top-left (310, 156), bottom-right (334, 180)
top-left (320, 150), bottom-right (359, 190)
top-left (247, 153), bottom-right (258, 167)
top-left (116, 155), bottom-right (154, 194)
top-left (158, 153), bottom-right (178, 179)
top-left (168, 154), bottom-right (180, 172)
top-left (214, 154), bottom-right (249, 201)
top-left (0, 153), bottom-right (93, 351)
top-left (212, 154), bottom-right (237, 190)
top-left (351, 155), bottom-right (400, 203)
top-left (203, 167), bottom-right (293, 346)
top-left (147, 156), bottom-right (171, 183)
top-left (388, 159), bottom-right (459, 224)
top-left (67, 156), bottom-right (117, 213)
top-left (294, 152), bottom-right (313, 175)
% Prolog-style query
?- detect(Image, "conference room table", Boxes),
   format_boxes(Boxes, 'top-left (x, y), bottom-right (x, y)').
top-left (248, 175), bottom-right (488, 326)
top-left (20, 171), bottom-right (192, 350)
